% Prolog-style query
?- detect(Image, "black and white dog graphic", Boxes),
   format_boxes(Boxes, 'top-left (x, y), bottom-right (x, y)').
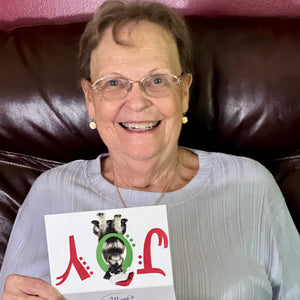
top-left (92, 213), bottom-right (128, 280)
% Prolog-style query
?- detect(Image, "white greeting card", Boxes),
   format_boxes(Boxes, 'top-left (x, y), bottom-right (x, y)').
top-left (45, 205), bottom-right (176, 299)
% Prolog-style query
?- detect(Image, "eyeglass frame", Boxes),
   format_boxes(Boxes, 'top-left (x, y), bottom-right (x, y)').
top-left (88, 73), bottom-right (184, 100)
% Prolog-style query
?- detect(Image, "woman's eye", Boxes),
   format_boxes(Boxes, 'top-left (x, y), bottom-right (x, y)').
top-left (153, 77), bottom-right (163, 85)
top-left (100, 79), bottom-right (123, 90)
top-left (103, 78), bottom-right (128, 89)
top-left (108, 79), bottom-right (119, 86)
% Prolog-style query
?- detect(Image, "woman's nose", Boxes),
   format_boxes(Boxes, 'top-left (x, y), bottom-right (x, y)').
top-left (125, 83), bottom-right (151, 111)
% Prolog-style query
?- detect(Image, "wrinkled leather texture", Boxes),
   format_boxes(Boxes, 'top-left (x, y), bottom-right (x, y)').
top-left (0, 16), bottom-right (299, 268)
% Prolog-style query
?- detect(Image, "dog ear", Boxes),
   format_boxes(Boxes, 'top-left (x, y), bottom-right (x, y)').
top-left (92, 220), bottom-right (99, 227)
top-left (91, 220), bottom-right (100, 236)
top-left (121, 218), bottom-right (128, 235)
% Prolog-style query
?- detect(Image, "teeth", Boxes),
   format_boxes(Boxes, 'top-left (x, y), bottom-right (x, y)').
top-left (121, 121), bottom-right (159, 131)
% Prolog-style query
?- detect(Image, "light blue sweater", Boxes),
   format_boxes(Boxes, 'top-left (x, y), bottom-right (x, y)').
top-left (1, 149), bottom-right (299, 299)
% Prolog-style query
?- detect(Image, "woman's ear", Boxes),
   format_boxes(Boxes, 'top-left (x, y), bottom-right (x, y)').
top-left (181, 73), bottom-right (193, 113)
top-left (81, 78), bottom-right (95, 120)
top-left (81, 78), bottom-right (91, 100)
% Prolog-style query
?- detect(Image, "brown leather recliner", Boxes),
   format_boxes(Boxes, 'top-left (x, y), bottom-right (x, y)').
top-left (0, 16), bottom-right (299, 269)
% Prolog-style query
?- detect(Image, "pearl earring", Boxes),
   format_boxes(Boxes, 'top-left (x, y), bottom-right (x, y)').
top-left (182, 115), bottom-right (188, 124)
top-left (89, 120), bottom-right (97, 130)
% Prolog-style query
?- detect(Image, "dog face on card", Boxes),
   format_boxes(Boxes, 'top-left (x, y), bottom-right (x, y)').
top-left (92, 213), bottom-right (128, 280)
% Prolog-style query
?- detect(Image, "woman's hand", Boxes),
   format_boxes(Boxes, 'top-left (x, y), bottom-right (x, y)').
top-left (2, 274), bottom-right (65, 299)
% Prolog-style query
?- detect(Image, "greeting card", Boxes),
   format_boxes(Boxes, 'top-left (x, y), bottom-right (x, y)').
top-left (45, 205), bottom-right (176, 299)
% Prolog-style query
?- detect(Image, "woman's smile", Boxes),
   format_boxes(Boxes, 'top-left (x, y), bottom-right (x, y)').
top-left (119, 120), bottom-right (161, 131)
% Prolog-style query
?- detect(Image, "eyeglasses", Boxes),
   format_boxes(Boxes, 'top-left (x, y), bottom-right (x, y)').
top-left (89, 73), bottom-right (182, 101)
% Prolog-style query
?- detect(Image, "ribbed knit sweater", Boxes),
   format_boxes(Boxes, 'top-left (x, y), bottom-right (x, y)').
top-left (1, 149), bottom-right (299, 299)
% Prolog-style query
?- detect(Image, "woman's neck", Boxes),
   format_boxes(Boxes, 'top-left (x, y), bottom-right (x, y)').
top-left (101, 147), bottom-right (199, 193)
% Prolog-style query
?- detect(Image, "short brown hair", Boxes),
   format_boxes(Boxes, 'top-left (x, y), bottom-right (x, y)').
top-left (78, 0), bottom-right (193, 80)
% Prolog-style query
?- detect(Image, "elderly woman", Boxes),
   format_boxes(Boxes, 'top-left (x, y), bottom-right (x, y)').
top-left (1, 0), bottom-right (300, 299)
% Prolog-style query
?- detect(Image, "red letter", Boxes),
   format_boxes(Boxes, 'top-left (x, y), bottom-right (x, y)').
top-left (137, 228), bottom-right (168, 276)
top-left (56, 235), bottom-right (91, 286)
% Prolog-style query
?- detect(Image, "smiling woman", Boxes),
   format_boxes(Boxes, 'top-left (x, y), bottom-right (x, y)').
top-left (81, 19), bottom-right (192, 181)
top-left (1, 0), bottom-right (300, 299)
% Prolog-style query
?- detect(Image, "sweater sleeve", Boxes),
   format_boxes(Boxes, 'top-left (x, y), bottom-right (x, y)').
top-left (267, 180), bottom-right (300, 299)
top-left (0, 175), bottom-right (53, 295)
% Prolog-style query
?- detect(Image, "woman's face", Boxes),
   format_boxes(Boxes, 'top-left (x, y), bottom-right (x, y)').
top-left (82, 20), bottom-right (192, 162)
